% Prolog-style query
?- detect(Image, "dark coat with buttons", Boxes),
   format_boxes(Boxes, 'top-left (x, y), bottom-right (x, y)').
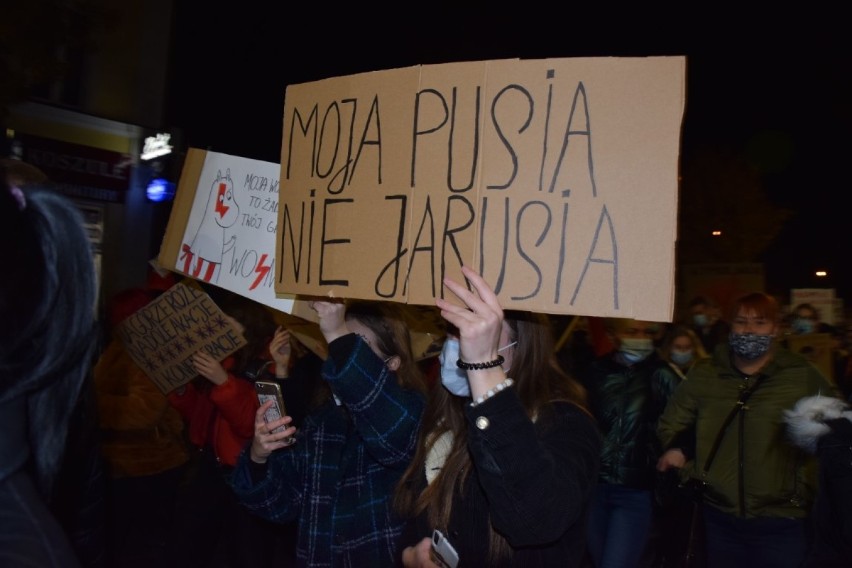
top-left (400, 392), bottom-right (602, 567)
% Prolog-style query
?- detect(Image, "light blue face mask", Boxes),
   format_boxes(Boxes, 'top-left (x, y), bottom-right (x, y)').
top-left (617, 337), bottom-right (655, 365)
top-left (792, 318), bottom-right (815, 335)
top-left (439, 338), bottom-right (517, 398)
top-left (439, 338), bottom-right (468, 396)
top-left (670, 349), bottom-right (694, 367)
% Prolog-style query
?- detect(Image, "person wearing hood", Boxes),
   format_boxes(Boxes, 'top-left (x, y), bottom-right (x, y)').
top-left (579, 317), bottom-right (681, 568)
top-left (784, 395), bottom-right (852, 567)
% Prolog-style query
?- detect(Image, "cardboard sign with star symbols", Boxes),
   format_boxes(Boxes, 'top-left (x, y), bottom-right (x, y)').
top-left (117, 278), bottom-right (248, 393)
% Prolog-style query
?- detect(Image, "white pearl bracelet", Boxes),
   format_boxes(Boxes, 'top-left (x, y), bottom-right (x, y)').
top-left (469, 378), bottom-right (514, 407)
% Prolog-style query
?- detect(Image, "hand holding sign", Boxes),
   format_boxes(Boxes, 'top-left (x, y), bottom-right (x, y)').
top-left (117, 279), bottom-right (248, 393)
top-left (436, 265), bottom-right (504, 369)
top-left (309, 299), bottom-right (348, 344)
top-left (192, 350), bottom-right (229, 385)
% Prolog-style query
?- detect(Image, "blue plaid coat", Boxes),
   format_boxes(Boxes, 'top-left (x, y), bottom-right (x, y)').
top-left (230, 334), bottom-right (425, 567)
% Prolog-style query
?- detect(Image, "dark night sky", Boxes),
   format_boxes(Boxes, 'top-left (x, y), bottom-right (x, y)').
top-left (163, 7), bottom-right (851, 305)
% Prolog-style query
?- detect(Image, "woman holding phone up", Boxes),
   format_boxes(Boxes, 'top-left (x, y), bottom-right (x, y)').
top-left (230, 299), bottom-right (427, 567)
top-left (165, 294), bottom-right (287, 568)
top-left (397, 266), bottom-right (602, 567)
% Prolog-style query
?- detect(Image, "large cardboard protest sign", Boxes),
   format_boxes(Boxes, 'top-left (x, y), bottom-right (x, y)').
top-left (116, 280), bottom-right (247, 394)
top-left (158, 148), bottom-right (295, 315)
top-left (274, 57), bottom-right (685, 321)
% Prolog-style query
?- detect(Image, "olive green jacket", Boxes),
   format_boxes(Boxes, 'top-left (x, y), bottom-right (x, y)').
top-left (657, 342), bottom-right (836, 519)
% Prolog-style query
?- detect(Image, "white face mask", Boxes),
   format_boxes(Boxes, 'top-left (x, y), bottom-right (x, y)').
top-left (439, 338), bottom-right (469, 397)
top-left (439, 338), bottom-right (518, 397)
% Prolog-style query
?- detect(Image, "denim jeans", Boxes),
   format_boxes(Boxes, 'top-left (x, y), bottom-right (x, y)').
top-left (586, 483), bottom-right (653, 568)
top-left (702, 504), bottom-right (807, 568)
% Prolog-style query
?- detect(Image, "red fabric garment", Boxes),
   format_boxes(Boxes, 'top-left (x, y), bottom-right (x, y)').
top-left (587, 316), bottom-right (614, 356)
top-left (167, 357), bottom-right (259, 467)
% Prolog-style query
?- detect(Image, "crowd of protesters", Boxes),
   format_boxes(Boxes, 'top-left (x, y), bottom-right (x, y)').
top-left (5, 170), bottom-right (852, 567)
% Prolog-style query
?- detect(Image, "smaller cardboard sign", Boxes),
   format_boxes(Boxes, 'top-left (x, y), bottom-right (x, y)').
top-left (116, 279), bottom-right (247, 394)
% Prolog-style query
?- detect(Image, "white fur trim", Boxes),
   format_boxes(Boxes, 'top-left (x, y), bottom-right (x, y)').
top-left (425, 430), bottom-right (454, 485)
top-left (784, 395), bottom-right (850, 454)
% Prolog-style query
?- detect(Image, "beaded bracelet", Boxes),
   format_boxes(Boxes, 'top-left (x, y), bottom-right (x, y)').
top-left (469, 378), bottom-right (514, 407)
top-left (456, 355), bottom-right (504, 371)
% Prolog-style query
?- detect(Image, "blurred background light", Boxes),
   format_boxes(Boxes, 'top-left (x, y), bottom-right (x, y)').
top-left (145, 177), bottom-right (175, 202)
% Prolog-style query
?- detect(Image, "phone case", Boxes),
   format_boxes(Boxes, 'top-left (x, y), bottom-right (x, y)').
top-left (254, 381), bottom-right (288, 434)
top-left (431, 529), bottom-right (459, 568)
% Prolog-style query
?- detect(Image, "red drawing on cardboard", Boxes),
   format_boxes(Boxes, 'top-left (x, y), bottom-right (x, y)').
top-left (180, 169), bottom-right (240, 282)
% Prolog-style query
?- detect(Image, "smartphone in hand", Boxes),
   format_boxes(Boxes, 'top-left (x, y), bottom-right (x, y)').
top-left (254, 381), bottom-right (291, 438)
top-left (430, 529), bottom-right (459, 568)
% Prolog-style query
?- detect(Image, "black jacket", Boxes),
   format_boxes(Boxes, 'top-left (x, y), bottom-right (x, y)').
top-left (785, 395), bottom-right (852, 567)
top-left (581, 352), bottom-right (681, 489)
top-left (400, 394), bottom-right (602, 567)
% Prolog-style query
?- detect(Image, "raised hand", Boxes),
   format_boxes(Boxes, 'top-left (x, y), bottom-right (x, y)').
top-left (436, 266), bottom-right (504, 364)
top-left (435, 266), bottom-right (508, 399)
top-left (308, 299), bottom-right (348, 343)
top-left (192, 350), bottom-right (228, 385)
top-left (270, 326), bottom-right (293, 377)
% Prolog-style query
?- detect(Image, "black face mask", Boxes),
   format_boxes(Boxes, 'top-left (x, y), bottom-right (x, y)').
top-left (728, 332), bottom-right (772, 360)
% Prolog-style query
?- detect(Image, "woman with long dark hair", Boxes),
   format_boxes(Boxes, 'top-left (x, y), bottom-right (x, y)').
top-left (231, 298), bottom-right (427, 567)
top-left (397, 266), bottom-right (602, 567)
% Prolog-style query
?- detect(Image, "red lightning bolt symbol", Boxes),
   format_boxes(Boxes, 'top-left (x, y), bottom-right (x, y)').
top-left (214, 183), bottom-right (229, 217)
top-left (251, 254), bottom-right (271, 290)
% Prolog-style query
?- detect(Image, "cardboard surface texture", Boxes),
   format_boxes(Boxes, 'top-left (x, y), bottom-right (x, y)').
top-left (274, 57), bottom-right (685, 321)
top-left (116, 279), bottom-right (248, 394)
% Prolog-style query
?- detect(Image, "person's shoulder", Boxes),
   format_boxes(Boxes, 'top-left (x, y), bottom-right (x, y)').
top-left (546, 401), bottom-right (604, 448)
top-left (690, 357), bottom-right (714, 371)
top-left (550, 400), bottom-right (597, 426)
top-left (581, 353), bottom-right (619, 374)
top-left (648, 356), bottom-right (677, 376)
top-left (773, 346), bottom-right (826, 374)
